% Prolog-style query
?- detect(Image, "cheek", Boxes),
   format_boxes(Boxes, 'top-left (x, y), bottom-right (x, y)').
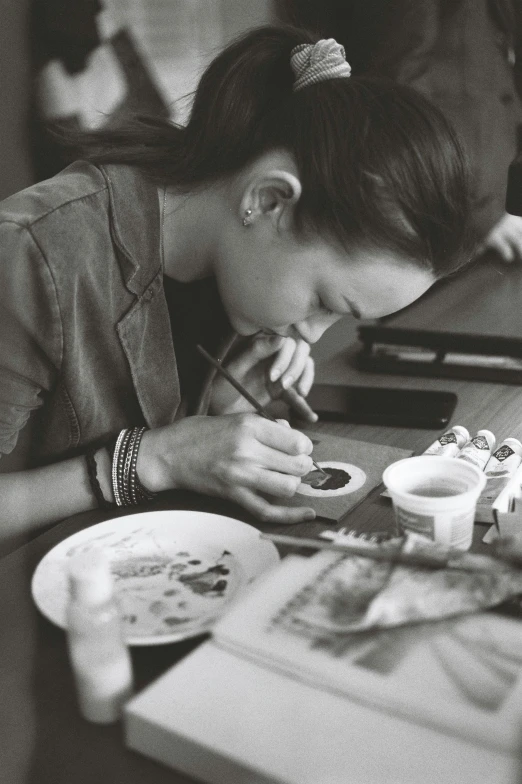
top-left (215, 246), bottom-right (311, 326)
top-left (297, 312), bottom-right (341, 343)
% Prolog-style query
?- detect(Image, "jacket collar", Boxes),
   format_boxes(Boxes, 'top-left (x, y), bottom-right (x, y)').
top-left (99, 163), bottom-right (161, 295)
top-left (99, 164), bottom-right (181, 426)
top-left (98, 163), bottom-right (238, 425)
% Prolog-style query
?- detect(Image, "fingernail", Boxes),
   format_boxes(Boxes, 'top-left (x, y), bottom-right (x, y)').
top-left (304, 510), bottom-right (316, 521)
top-left (281, 374), bottom-right (294, 389)
top-left (270, 367), bottom-right (281, 382)
top-left (310, 412), bottom-right (318, 422)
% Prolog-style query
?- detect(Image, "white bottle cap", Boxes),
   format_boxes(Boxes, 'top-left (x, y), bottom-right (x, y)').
top-left (68, 547), bottom-right (114, 605)
top-left (503, 437), bottom-right (522, 450)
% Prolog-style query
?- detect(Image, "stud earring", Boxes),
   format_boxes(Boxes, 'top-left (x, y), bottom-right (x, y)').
top-left (242, 208), bottom-right (252, 227)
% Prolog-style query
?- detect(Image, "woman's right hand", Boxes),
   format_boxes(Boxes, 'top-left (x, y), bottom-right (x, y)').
top-left (136, 414), bottom-right (316, 524)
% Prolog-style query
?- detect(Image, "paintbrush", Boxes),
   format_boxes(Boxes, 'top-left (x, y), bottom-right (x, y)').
top-left (196, 344), bottom-right (328, 478)
top-left (261, 532), bottom-right (519, 573)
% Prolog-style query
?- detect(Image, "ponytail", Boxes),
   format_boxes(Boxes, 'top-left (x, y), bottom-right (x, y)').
top-left (68, 25), bottom-right (471, 278)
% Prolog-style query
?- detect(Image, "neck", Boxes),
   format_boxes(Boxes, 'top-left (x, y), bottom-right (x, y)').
top-left (160, 185), bottom-right (220, 282)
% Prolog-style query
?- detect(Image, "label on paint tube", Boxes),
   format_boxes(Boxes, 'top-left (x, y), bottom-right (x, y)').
top-left (423, 426), bottom-right (470, 457)
top-left (478, 438), bottom-right (522, 505)
top-left (381, 425), bottom-right (470, 499)
top-left (457, 430), bottom-right (496, 470)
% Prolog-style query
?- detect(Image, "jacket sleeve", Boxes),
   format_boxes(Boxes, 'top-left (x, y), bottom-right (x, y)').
top-left (0, 221), bottom-right (62, 456)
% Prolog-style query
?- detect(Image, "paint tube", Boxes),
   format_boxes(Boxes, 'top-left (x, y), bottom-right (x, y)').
top-left (456, 429), bottom-right (496, 470)
top-left (379, 426), bottom-right (471, 498)
top-left (478, 437), bottom-right (522, 505)
top-left (423, 425), bottom-right (470, 457)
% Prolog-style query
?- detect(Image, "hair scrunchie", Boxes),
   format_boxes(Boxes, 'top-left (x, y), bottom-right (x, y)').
top-left (290, 38), bottom-right (352, 92)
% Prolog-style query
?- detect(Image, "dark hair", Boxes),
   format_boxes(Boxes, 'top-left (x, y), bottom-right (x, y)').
top-left (68, 25), bottom-right (472, 278)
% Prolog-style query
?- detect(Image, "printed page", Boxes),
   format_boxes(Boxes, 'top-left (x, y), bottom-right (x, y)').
top-left (213, 552), bottom-right (522, 751)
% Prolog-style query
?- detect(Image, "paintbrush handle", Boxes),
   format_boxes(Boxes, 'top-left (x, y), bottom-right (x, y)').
top-left (197, 344), bottom-right (270, 417)
top-left (263, 533), bottom-right (522, 573)
top-left (261, 532), bottom-right (522, 575)
top-left (196, 344), bottom-right (326, 476)
top-left (261, 533), bottom-right (446, 568)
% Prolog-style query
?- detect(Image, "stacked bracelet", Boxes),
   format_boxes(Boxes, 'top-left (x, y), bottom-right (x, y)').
top-left (111, 427), bottom-right (157, 507)
top-left (85, 447), bottom-right (116, 510)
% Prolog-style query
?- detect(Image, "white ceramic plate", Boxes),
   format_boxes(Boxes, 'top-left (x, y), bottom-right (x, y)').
top-left (31, 510), bottom-right (279, 646)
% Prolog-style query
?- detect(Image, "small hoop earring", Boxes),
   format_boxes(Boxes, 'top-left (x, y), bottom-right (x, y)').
top-left (242, 208), bottom-right (252, 227)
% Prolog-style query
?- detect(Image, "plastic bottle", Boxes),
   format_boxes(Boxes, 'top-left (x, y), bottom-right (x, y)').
top-left (423, 425), bottom-right (470, 457)
top-left (456, 429), bottom-right (496, 470)
top-left (66, 548), bottom-right (133, 723)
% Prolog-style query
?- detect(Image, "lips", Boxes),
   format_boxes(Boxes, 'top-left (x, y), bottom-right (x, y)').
top-left (261, 326), bottom-right (303, 341)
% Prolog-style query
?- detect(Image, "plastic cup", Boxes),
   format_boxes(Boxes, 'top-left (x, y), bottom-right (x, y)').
top-left (383, 456), bottom-right (487, 550)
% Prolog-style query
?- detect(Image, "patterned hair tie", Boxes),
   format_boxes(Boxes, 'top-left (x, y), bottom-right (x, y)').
top-left (290, 38), bottom-right (351, 92)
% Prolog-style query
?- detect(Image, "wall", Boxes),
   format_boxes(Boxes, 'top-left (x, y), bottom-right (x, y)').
top-left (0, 0), bottom-right (274, 199)
top-left (220, 0), bottom-right (274, 41)
top-left (0, 0), bottom-right (33, 199)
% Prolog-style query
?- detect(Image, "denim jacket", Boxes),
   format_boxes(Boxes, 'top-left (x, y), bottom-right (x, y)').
top-left (0, 161), bottom-right (213, 466)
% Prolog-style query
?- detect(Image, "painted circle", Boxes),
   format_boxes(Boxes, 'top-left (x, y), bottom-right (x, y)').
top-left (296, 461), bottom-right (367, 498)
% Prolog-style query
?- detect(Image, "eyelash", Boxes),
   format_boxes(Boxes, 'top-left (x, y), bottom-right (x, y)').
top-left (318, 299), bottom-right (334, 316)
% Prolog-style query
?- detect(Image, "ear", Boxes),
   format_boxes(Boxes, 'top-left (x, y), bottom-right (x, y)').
top-left (240, 169), bottom-right (302, 231)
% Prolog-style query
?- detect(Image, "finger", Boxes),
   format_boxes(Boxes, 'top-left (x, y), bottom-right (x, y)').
top-left (509, 234), bottom-right (522, 262)
top-left (223, 450), bottom-right (311, 494)
top-left (255, 442), bottom-right (314, 476)
top-left (279, 340), bottom-right (311, 390)
top-left (495, 221), bottom-right (522, 260)
top-left (254, 417), bottom-right (313, 455)
top-left (227, 335), bottom-right (284, 377)
top-left (489, 237), bottom-right (515, 263)
top-left (268, 337), bottom-right (296, 382)
top-left (233, 487), bottom-right (316, 525)
top-left (296, 356), bottom-right (315, 397)
top-left (513, 219), bottom-right (522, 241)
top-left (281, 386), bottom-right (318, 423)
top-left (251, 468), bottom-right (303, 498)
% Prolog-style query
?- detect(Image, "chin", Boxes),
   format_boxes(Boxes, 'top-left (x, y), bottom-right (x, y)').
top-left (230, 319), bottom-right (259, 336)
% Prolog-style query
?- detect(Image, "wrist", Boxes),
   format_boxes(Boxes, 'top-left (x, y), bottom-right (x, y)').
top-left (85, 446), bottom-right (116, 509)
top-left (94, 447), bottom-right (115, 504)
top-left (136, 420), bottom-right (198, 494)
top-left (110, 428), bottom-right (158, 506)
top-left (135, 427), bottom-right (170, 494)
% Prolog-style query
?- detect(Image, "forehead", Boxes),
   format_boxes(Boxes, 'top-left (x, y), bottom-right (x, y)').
top-left (327, 248), bottom-right (435, 319)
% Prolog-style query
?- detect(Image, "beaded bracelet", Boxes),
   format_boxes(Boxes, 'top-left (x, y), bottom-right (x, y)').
top-left (111, 427), bottom-right (157, 507)
top-left (85, 447), bottom-right (116, 510)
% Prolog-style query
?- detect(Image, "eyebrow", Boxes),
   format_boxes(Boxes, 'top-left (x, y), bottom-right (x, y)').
top-left (342, 296), bottom-right (361, 320)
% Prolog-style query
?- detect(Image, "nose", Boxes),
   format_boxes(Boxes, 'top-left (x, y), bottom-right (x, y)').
top-left (294, 313), bottom-right (341, 344)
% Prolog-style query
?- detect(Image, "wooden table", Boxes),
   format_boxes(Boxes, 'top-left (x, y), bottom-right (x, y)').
top-left (3, 257), bottom-right (522, 784)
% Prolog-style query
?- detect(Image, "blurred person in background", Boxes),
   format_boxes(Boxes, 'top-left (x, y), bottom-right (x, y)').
top-left (277, 0), bottom-right (522, 261)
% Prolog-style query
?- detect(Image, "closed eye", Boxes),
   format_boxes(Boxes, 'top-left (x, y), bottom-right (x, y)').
top-left (318, 298), bottom-right (334, 316)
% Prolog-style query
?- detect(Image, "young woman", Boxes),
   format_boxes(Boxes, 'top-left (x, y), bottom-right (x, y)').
top-left (0, 26), bottom-right (470, 544)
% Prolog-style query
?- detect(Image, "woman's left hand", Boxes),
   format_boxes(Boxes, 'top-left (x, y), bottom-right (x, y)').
top-left (209, 334), bottom-right (317, 422)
